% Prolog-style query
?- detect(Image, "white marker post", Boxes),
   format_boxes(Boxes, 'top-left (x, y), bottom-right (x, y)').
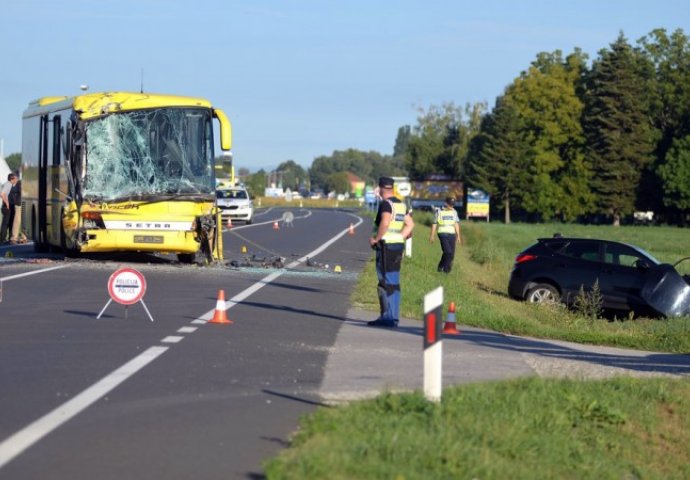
top-left (423, 286), bottom-right (443, 402)
top-left (97, 267), bottom-right (154, 322)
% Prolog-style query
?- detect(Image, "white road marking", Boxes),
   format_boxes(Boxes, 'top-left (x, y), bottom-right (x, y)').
top-left (161, 336), bottom-right (184, 343)
top-left (0, 266), bottom-right (66, 282)
top-left (177, 326), bottom-right (197, 333)
top-left (0, 346), bottom-right (168, 469)
top-left (0, 211), bottom-right (364, 470)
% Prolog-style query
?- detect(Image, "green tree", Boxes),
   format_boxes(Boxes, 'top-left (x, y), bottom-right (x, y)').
top-left (405, 102), bottom-right (485, 179)
top-left (638, 28), bottom-right (690, 214)
top-left (506, 49), bottom-right (592, 220)
top-left (5, 153), bottom-right (21, 172)
top-left (466, 49), bottom-right (592, 222)
top-left (583, 33), bottom-right (658, 225)
top-left (466, 96), bottom-right (530, 223)
top-left (276, 160), bottom-right (307, 190)
top-left (370, 155), bottom-right (407, 183)
top-left (309, 149), bottom-right (401, 191)
top-left (324, 171), bottom-right (350, 195)
top-left (393, 126), bottom-right (411, 157)
top-left (639, 28), bottom-right (690, 157)
top-left (244, 169), bottom-right (266, 197)
top-left (657, 135), bottom-right (690, 211)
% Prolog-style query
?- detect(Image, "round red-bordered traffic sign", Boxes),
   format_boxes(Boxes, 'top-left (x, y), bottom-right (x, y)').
top-left (107, 268), bottom-right (147, 305)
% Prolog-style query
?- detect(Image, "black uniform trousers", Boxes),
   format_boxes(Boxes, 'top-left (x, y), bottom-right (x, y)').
top-left (437, 233), bottom-right (456, 273)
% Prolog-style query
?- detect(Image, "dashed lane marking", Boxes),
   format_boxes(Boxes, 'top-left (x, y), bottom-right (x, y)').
top-left (0, 212), bottom-right (364, 470)
top-left (161, 336), bottom-right (184, 344)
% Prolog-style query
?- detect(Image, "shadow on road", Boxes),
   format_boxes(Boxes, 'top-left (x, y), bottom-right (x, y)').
top-left (348, 316), bottom-right (690, 377)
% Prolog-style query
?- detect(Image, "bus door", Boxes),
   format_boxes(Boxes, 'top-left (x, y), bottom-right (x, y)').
top-left (49, 115), bottom-right (62, 245)
top-left (36, 114), bottom-right (62, 248)
top-left (37, 115), bottom-right (49, 247)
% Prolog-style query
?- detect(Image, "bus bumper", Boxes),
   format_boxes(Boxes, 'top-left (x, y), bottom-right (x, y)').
top-left (78, 229), bottom-right (201, 254)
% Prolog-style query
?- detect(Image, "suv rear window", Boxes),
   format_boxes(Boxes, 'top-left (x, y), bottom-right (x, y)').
top-left (542, 239), bottom-right (600, 262)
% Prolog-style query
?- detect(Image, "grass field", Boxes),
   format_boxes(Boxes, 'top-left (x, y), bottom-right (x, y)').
top-left (352, 217), bottom-right (690, 353)
top-left (265, 377), bottom-right (690, 479)
top-left (264, 217), bottom-right (690, 479)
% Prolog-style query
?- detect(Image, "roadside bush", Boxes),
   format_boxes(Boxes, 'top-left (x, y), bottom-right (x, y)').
top-left (572, 280), bottom-right (604, 320)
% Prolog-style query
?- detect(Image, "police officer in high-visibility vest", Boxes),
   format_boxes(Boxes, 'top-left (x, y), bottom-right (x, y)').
top-left (368, 176), bottom-right (414, 327)
top-left (429, 196), bottom-right (462, 273)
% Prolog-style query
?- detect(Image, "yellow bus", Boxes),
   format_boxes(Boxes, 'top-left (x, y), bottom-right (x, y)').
top-left (21, 92), bottom-right (232, 263)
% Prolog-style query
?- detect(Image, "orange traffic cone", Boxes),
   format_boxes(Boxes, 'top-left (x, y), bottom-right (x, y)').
top-left (209, 289), bottom-right (232, 324)
top-left (348, 223), bottom-right (355, 235)
top-left (442, 301), bottom-right (460, 335)
top-left (226, 217), bottom-right (233, 229)
top-left (273, 221), bottom-right (280, 230)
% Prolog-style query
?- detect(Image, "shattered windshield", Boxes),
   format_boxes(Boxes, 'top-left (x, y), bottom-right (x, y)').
top-left (83, 108), bottom-right (214, 200)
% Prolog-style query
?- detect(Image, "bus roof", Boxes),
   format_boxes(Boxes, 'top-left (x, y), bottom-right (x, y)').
top-left (24, 92), bottom-right (213, 119)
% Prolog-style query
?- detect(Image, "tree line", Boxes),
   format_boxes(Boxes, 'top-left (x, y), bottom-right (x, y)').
top-left (258, 28), bottom-right (688, 225)
top-left (413, 29), bottom-right (690, 225)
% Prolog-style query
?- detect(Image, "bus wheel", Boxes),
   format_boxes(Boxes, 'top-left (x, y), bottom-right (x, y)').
top-left (60, 214), bottom-right (77, 257)
top-left (177, 251), bottom-right (204, 265)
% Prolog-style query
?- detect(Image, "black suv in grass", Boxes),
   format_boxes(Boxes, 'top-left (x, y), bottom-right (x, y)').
top-left (508, 237), bottom-right (690, 317)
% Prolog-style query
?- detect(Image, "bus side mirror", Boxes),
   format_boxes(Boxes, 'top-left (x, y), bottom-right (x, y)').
top-left (213, 108), bottom-right (232, 151)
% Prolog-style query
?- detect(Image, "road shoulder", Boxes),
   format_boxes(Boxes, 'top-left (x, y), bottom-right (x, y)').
top-left (319, 308), bottom-right (690, 404)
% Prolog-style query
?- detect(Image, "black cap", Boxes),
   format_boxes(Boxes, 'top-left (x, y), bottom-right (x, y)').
top-left (445, 196), bottom-right (455, 205)
top-left (378, 176), bottom-right (394, 188)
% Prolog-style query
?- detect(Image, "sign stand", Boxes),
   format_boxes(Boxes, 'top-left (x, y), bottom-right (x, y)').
top-left (97, 267), bottom-right (154, 322)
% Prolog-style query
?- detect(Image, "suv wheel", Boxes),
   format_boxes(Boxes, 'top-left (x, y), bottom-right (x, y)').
top-left (526, 283), bottom-right (560, 305)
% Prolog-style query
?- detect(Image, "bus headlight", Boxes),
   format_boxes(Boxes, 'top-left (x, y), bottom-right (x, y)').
top-left (81, 211), bottom-right (105, 229)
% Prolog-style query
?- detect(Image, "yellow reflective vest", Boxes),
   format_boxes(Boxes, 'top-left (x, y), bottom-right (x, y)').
top-left (435, 207), bottom-right (458, 235)
top-left (375, 198), bottom-right (407, 244)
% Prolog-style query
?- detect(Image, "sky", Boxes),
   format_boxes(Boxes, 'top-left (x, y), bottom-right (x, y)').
top-left (1, 0), bottom-right (688, 172)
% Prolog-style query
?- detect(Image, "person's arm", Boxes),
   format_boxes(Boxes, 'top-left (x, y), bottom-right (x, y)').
top-left (401, 213), bottom-right (414, 240)
top-left (1, 189), bottom-right (9, 209)
top-left (429, 223), bottom-right (437, 242)
top-left (456, 216), bottom-right (462, 245)
top-left (370, 211), bottom-right (392, 247)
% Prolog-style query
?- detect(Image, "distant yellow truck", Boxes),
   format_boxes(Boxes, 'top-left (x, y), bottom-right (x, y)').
top-left (22, 92), bottom-right (232, 263)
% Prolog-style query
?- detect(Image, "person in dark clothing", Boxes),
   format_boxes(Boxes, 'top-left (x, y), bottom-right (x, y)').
top-left (429, 197), bottom-right (462, 273)
top-left (0, 173), bottom-right (18, 244)
top-left (9, 178), bottom-right (22, 244)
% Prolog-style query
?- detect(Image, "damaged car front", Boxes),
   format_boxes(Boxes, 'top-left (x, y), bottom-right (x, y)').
top-left (641, 257), bottom-right (690, 317)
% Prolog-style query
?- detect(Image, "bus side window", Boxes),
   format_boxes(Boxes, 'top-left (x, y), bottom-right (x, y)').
top-left (52, 115), bottom-right (61, 166)
top-left (62, 121), bottom-right (71, 158)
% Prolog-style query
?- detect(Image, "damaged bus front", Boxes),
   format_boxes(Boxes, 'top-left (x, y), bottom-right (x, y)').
top-left (22, 92), bottom-right (232, 263)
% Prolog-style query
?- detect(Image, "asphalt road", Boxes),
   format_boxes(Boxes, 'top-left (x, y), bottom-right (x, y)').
top-left (0, 207), bottom-right (371, 479)
top-left (2, 206), bottom-right (689, 479)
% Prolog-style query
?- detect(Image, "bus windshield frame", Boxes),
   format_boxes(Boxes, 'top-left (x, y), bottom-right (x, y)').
top-left (82, 107), bottom-right (215, 202)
